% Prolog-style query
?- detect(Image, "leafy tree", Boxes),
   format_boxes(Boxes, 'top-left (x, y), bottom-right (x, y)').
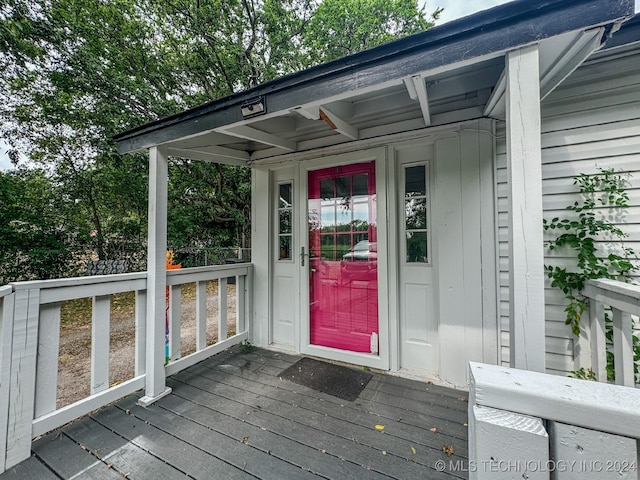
top-left (0, 168), bottom-right (81, 283)
top-left (303, 0), bottom-right (441, 64)
top-left (0, 0), bottom-right (439, 280)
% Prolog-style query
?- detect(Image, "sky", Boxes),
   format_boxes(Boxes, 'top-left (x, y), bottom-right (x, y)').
top-left (1, 0), bottom-right (638, 172)
top-left (430, 0), bottom-right (510, 24)
top-left (0, 141), bottom-right (11, 172)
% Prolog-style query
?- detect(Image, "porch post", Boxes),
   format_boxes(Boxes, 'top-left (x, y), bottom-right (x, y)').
top-left (505, 45), bottom-right (546, 373)
top-left (138, 146), bottom-right (172, 406)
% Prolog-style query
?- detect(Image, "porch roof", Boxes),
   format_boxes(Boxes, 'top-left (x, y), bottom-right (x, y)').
top-left (113, 0), bottom-right (635, 165)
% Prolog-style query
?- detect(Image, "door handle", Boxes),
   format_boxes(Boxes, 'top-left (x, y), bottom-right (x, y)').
top-left (300, 246), bottom-right (309, 266)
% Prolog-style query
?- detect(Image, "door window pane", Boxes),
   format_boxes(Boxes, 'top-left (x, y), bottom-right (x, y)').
top-left (278, 182), bottom-right (293, 260)
top-left (404, 164), bottom-right (429, 263)
top-left (406, 231), bottom-right (427, 262)
top-left (321, 178), bottom-right (334, 199)
top-left (405, 198), bottom-right (427, 230)
top-left (279, 236), bottom-right (291, 260)
top-left (336, 176), bottom-right (350, 199)
top-left (405, 165), bottom-right (426, 196)
top-left (279, 183), bottom-right (292, 208)
top-left (352, 173), bottom-right (368, 197)
top-left (321, 234), bottom-right (335, 260)
top-left (279, 210), bottom-right (292, 234)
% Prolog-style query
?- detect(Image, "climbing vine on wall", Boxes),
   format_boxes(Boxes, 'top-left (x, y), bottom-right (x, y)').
top-left (543, 168), bottom-right (637, 336)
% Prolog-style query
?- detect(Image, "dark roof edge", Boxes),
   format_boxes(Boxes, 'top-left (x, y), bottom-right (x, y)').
top-left (603, 12), bottom-right (640, 49)
top-left (113, 0), bottom-right (635, 146)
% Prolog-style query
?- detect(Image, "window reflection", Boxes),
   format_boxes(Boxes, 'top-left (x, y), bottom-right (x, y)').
top-left (404, 164), bottom-right (428, 263)
top-left (278, 182), bottom-right (293, 260)
top-left (308, 169), bottom-right (377, 268)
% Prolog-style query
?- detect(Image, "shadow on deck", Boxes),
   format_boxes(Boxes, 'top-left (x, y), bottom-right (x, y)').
top-left (1, 348), bottom-right (469, 480)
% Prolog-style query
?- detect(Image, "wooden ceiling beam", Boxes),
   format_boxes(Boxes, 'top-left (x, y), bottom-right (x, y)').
top-left (319, 106), bottom-right (359, 140)
top-left (221, 125), bottom-right (297, 151)
top-left (404, 75), bottom-right (431, 127)
top-left (167, 146), bottom-right (250, 166)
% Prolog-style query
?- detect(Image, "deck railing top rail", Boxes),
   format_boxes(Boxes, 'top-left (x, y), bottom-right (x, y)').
top-left (0, 264), bottom-right (253, 473)
top-left (9, 272), bottom-right (149, 304)
top-left (574, 277), bottom-right (639, 387)
top-left (470, 362), bottom-right (640, 439)
top-left (468, 362), bottom-right (640, 480)
top-left (583, 278), bottom-right (640, 316)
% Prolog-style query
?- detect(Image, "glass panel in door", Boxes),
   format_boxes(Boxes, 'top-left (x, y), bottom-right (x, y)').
top-left (307, 162), bottom-right (378, 353)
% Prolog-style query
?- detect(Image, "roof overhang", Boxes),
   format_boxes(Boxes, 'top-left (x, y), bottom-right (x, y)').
top-left (113, 0), bottom-right (635, 165)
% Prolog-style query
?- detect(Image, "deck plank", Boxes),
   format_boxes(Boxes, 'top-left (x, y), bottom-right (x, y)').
top-left (63, 415), bottom-right (189, 479)
top-left (0, 456), bottom-right (57, 480)
top-left (223, 352), bottom-right (470, 439)
top-left (164, 381), bottom-right (395, 480)
top-left (1, 347), bottom-right (469, 480)
top-left (168, 373), bottom-right (464, 480)
top-left (114, 396), bottom-right (318, 480)
top-left (182, 362), bottom-right (469, 454)
top-left (32, 432), bottom-right (123, 480)
top-left (90, 404), bottom-right (254, 480)
top-left (143, 391), bottom-right (386, 480)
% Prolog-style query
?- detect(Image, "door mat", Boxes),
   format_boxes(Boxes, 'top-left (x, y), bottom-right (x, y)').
top-left (278, 357), bottom-right (373, 401)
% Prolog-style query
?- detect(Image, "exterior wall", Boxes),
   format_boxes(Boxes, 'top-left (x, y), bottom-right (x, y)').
top-left (251, 119), bottom-right (498, 387)
top-left (497, 46), bottom-right (640, 374)
top-left (431, 123), bottom-right (498, 386)
top-left (250, 167), bottom-right (271, 347)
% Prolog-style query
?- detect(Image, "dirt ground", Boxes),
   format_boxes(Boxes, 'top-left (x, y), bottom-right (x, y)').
top-left (57, 282), bottom-right (237, 408)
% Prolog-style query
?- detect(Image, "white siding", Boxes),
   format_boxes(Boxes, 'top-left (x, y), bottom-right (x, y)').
top-left (497, 47), bottom-right (640, 374)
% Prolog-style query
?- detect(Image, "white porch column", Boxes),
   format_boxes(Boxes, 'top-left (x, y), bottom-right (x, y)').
top-left (138, 146), bottom-right (172, 406)
top-left (506, 45), bottom-right (546, 372)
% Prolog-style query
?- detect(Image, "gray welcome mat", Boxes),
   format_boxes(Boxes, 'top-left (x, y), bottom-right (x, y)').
top-left (278, 357), bottom-right (372, 401)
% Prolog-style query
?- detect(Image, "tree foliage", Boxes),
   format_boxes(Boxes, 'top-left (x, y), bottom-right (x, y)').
top-left (0, 168), bottom-right (80, 283)
top-left (305, 0), bottom-right (440, 64)
top-left (0, 0), bottom-right (438, 281)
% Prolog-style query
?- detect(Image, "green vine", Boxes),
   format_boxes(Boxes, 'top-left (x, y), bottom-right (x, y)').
top-left (543, 169), bottom-right (637, 337)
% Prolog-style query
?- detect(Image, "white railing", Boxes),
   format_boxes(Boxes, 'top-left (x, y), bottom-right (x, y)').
top-left (0, 264), bottom-right (252, 472)
top-left (164, 265), bottom-right (251, 376)
top-left (577, 278), bottom-right (640, 386)
top-left (468, 362), bottom-right (640, 480)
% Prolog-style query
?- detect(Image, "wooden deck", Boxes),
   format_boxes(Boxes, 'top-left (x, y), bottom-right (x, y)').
top-left (1, 347), bottom-right (469, 480)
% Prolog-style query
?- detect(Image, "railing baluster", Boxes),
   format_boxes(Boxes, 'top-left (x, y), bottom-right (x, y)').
top-left (34, 303), bottom-right (61, 417)
top-left (1, 263), bottom-right (252, 470)
top-left (135, 290), bottom-right (146, 377)
top-left (574, 302), bottom-right (592, 372)
top-left (236, 274), bottom-right (246, 335)
top-left (611, 308), bottom-right (634, 387)
top-left (219, 278), bottom-right (228, 341)
top-left (91, 295), bottom-right (111, 394)
top-left (169, 285), bottom-right (181, 361)
top-left (196, 281), bottom-right (207, 351)
top-left (589, 299), bottom-right (607, 382)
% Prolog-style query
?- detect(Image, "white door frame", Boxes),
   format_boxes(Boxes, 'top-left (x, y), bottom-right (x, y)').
top-left (298, 147), bottom-right (390, 370)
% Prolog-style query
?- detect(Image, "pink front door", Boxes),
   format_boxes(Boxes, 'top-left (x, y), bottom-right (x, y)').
top-left (308, 162), bottom-right (378, 353)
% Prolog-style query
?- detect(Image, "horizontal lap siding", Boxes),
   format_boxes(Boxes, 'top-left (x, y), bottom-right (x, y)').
top-left (496, 49), bottom-right (640, 374)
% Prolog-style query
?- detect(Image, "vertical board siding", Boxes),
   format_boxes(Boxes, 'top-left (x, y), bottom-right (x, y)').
top-left (496, 50), bottom-right (640, 374)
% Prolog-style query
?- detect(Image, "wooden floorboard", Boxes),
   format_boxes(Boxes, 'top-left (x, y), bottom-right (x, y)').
top-left (32, 432), bottom-right (123, 480)
top-left (1, 347), bottom-right (469, 480)
top-left (0, 456), bottom-right (58, 480)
